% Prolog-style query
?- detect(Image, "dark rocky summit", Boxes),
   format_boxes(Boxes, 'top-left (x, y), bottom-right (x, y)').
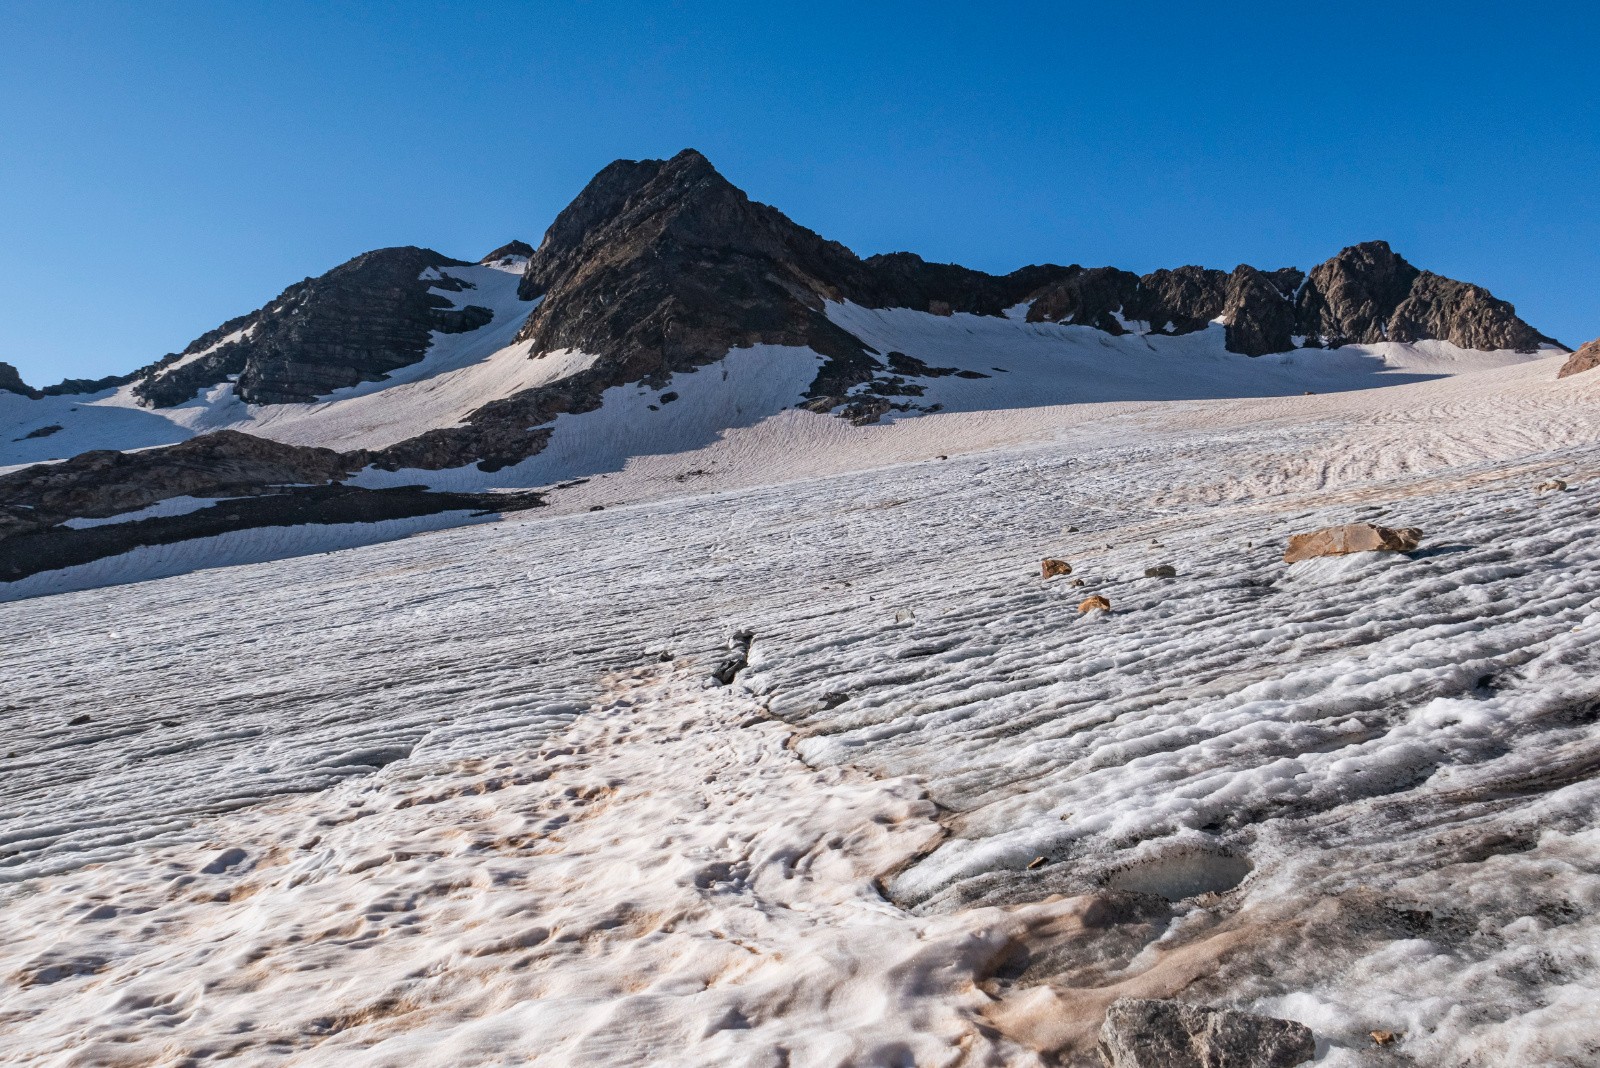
top-left (1557, 337), bottom-right (1600, 378)
top-left (133, 247), bottom-right (481, 407)
top-left (0, 361), bottom-right (39, 398)
top-left (479, 240), bottom-right (534, 263)
top-left (1295, 240), bottom-right (1557, 351)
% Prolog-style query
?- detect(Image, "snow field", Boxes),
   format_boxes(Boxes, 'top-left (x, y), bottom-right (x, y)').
top-left (1, 322), bottom-right (1599, 1064)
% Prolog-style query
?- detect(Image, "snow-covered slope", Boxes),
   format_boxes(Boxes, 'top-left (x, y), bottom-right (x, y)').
top-left (0, 261), bottom-right (543, 471)
top-left (2, 357), bottom-right (1599, 1065)
top-left (2, 287), bottom-right (1551, 481)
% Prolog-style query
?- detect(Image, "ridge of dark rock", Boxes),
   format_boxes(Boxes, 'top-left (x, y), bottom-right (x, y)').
top-left (1293, 240), bottom-right (1558, 351)
top-left (0, 361), bottom-right (40, 399)
top-left (479, 240), bottom-right (533, 263)
top-left (0, 430), bottom-right (365, 540)
top-left (133, 246), bottom-right (477, 408)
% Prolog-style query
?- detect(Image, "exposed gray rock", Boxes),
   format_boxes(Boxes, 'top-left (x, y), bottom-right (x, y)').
top-left (1295, 240), bottom-right (1420, 347)
top-left (0, 481), bottom-right (542, 584)
top-left (1388, 271), bottom-right (1554, 351)
top-left (0, 429), bottom-right (546, 581)
top-left (1098, 998), bottom-right (1315, 1068)
top-left (1026, 267), bottom-right (1141, 333)
top-left (711, 629), bottom-right (755, 685)
top-left (38, 372), bottom-right (139, 397)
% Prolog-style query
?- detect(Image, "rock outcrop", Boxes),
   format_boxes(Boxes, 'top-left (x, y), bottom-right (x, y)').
top-left (1283, 522), bottom-right (1423, 563)
top-left (1222, 266), bottom-right (1301, 356)
top-left (133, 247), bottom-right (479, 408)
top-left (0, 361), bottom-right (39, 398)
top-left (1294, 241), bottom-right (1556, 352)
top-left (1098, 998), bottom-right (1315, 1068)
top-left (1025, 267), bottom-right (1140, 332)
top-left (1557, 337), bottom-right (1600, 378)
top-left (0, 429), bottom-right (545, 581)
top-left (1124, 266), bottom-right (1231, 335)
top-left (479, 239), bottom-right (533, 264)
top-left (0, 430), bottom-right (362, 540)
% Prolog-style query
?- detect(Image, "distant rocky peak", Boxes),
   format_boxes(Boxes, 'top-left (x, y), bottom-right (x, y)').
top-left (479, 240), bottom-right (534, 265)
top-left (0, 360), bottom-right (39, 399)
top-left (1296, 239), bottom-right (1421, 345)
top-left (1294, 240), bottom-right (1557, 352)
top-left (132, 245), bottom-right (476, 408)
top-left (516, 148), bottom-right (833, 305)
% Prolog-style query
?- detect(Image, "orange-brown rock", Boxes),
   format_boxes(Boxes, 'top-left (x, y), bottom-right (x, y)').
top-left (1041, 558), bottom-right (1073, 578)
top-left (1078, 595), bottom-right (1112, 613)
top-left (1283, 522), bottom-right (1422, 563)
top-left (1557, 338), bottom-right (1600, 379)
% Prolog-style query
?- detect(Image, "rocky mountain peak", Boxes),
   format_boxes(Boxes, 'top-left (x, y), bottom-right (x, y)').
top-left (1292, 240), bottom-right (1555, 352)
top-left (479, 240), bottom-right (534, 264)
top-left (0, 361), bottom-right (39, 399)
top-left (1296, 240), bottom-right (1421, 346)
top-left (132, 245), bottom-right (475, 408)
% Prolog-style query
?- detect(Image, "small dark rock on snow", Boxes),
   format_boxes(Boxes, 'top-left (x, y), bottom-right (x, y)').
top-left (710, 630), bottom-right (755, 686)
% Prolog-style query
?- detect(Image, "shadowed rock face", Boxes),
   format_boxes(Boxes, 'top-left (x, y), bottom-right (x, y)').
top-left (479, 239), bottom-right (533, 263)
top-left (1025, 267), bottom-right (1141, 332)
top-left (1294, 241), bottom-right (1557, 352)
top-left (133, 247), bottom-right (477, 408)
top-left (0, 428), bottom-right (544, 581)
top-left (1125, 266), bottom-right (1231, 335)
top-left (0, 430), bottom-right (362, 539)
top-left (0, 361), bottom-right (39, 399)
top-left (1223, 265), bottom-right (1301, 356)
top-left (1557, 337), bottom-right (1600, 378)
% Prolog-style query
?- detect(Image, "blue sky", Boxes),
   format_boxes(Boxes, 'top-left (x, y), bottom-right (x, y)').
top-left (3, 1), bottom-right (1596, 384)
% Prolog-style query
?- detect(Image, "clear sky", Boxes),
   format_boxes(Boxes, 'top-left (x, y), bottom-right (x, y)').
top-left (3, 1), bottom-right (1596, 385)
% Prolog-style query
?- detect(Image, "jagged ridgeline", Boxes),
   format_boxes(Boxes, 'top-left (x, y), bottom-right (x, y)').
top-left (4, 149), bottom-right (1564, 468)
top-left (0, 149), bottom-right (1573, 587)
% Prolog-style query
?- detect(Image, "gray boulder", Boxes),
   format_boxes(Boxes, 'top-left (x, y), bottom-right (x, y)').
top-left (1099, 998), bottom-right (1315, 1068)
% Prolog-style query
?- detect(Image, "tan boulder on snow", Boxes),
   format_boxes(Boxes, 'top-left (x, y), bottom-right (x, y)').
top-left (1078, 595), bottom-right (1112, 613)
top-left (1284, 523), bottom-right (1423, 563)
top-left (1041, 558), bottom-right (1073, 578)
top-left (1557, 338), bottom-right (1600, 379)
